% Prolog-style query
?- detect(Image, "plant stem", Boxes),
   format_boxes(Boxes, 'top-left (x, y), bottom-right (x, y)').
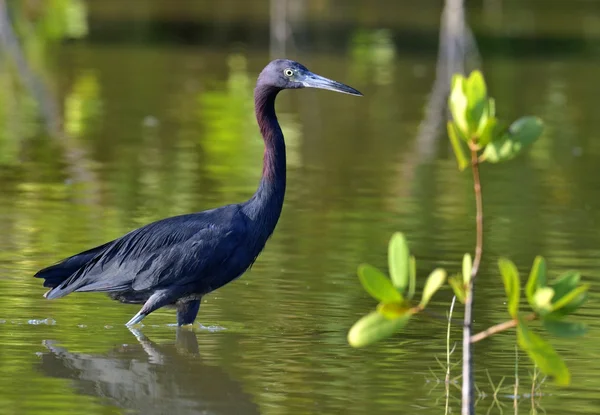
top-left (531, 365), bottom-right (538, 412)
top-left (472, 319), bottom-right (516, 343)
top-left (462, 146), bottom-right (483, 415)
top-left (514, 343), bottom-right (519, 414)
top-left (447, 296), bottom-right (457, 383)
top-left (470, 147), bottom-right (483, 279)
top-left (445, 296), bottom-right (456, 415)
top-left (470, 313), bottom-right (537, 343)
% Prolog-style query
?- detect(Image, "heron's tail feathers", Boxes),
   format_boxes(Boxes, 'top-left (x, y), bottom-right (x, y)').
top-left (34, 240), bottom-right (114, 299)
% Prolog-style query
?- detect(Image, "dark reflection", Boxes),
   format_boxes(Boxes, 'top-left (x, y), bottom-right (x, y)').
top-left (37, 329), bottom-right (260, 415)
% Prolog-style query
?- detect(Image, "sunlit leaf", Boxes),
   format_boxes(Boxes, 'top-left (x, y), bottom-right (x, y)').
top-left (348, 311), bottom-right (412, 348)
top-left (465, 70), bottom-right (487, 136)
top-left (526, 256), bottom-right (547, 308)
top-left (517, 316), bottom-right (570, 386)
top-left (388, 233), bottom-right (409, 292)
top-left (474, 105), bottom-right (488, 145)
top-left (533, 287), bottom-right (555, 314)
top-left (551, 284), bottom-right (590, 312)
top-left (449, 75), bottom-right (469, 138)
top-left (420, 268), bottom-right (447, 308)
top-left (377, 302), bottom-right (411, 320)
top-left (358, 264), bottom-right (403, 303)
top-left (543, 319), bottom-right (587, 338)
top-left (498, 258), bottom-right (520, 318)
top-left (462, 253), bottom-right (472, 286)
top-left (477, 112), bottom-right (497, 148)
top-left (407, 255), bottom-right (417, 300)
top-left (481, 116), bottom-right (544, 163)
top-left (450, 73), bottom-right (462, 91)
top-left (466, 70), bottom-right (487, 101)
top-left (447, 121), bottom-right (469, 171)
top-left (448, 275), bottom-right (466, 304)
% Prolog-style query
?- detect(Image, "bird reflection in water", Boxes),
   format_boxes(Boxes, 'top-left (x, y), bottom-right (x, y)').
top-left (37, 329), bottom-right (260, 415)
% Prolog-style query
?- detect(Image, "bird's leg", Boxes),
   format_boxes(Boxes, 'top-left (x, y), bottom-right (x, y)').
top-left (125, 289), bottom-right (177, 327)
top-left (176, 299), bottom-right (201, 326)
top-left (126, 311), bottom-right (147, 327)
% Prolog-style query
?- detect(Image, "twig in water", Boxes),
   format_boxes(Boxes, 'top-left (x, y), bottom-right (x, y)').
top-left (462, 145), bottom-right (484, 415)
top-left (514, 343), bottom-right (519, 414)
top-left (445, 295), bottom-right (456, 415)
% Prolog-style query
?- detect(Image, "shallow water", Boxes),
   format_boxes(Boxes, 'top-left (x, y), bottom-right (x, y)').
top-left (1, 1), bottom-right (600, 414)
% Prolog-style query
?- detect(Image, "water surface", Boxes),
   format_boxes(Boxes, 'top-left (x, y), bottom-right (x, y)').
top-left (0, 1), bottom-right (600, 414)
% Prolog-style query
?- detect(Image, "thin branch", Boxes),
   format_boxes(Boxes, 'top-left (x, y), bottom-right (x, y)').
top-left (470, 142), bottom-right (484, 279)
top-left (445, 296), bottom-right (457, 415)
top-left (470, 314), bottom-right (537, 343)
top-left (514, 343), bottom-right (519, 414)
top-left (471, 319), bottom-right (516, 343)
top-left (531, 365), bottom-right (538, 413)
top-left (447, 295), bottom-right (457, 383)
top-left (462, 146), bottom-right (482, 415)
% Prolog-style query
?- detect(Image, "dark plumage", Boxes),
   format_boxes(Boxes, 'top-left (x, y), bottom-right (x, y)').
top-left (34, 59), bottom-right (362, 326)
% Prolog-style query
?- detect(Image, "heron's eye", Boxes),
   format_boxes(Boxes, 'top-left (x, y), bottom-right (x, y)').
top-left (284, 68), bottom-right (294, 77)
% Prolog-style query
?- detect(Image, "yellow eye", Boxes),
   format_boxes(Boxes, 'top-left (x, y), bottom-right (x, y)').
top-left (284, 68), bottom-right (294, 77)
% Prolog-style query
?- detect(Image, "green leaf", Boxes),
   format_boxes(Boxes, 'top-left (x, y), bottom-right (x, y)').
top-left (358, 264), bottom-right (403, 303)
top-left (498, 258), bottom-right (520, 318)
top-left (462, 253), bottom-right (472, 286)
top-left (551, 284), bottom-right (590, 312)
top-left (388, 233), bottom-right (409, 292)
top-left (447, 121), bottom-right (469, 171)
top-left (466, 70), bottom-right (487, 102)
top-left (448, 275), bottom-right (466, 304)
top-left (548, 291), bottom-right (588, 319)
top-left (533, 287), bottom-right (555, 314)
top-left (465, 70), bottom-right (487, 136)
top-left (549, 271), bottom-right (580, 302)
top-left (348, 311), bottom-right (412, 348)
top-left (481, 116), bottom-right (544, 163)
top-left (509, 115), bottom-right (544, 142)
top-left (517, 316), bottom-right (570, 386)
top-left (449, 75), bottom-right (469, 137)
top-left (526, 256), bottom-right (547, 308)
top-left (477, 112), bottom-right (497, 148)
top-left (407, 255), bottom-right (416, 300)
top-left (546, 272), bottom-right (587, 318)
top-left (420, 268), bottom-right (447, 308)
top-left (377, 302), bottom-right (412, 320)
top-left (543, 319), bottom-right (587, 338)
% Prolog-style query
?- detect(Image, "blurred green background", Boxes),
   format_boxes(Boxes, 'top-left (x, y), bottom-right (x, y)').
top-left (0, 0), bottom-right (599, 414)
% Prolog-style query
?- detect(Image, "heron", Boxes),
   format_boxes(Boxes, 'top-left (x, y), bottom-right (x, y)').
top-left (34, 59), bottom-right (362, 327)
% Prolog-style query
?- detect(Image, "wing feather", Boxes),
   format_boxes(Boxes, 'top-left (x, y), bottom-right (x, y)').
top-left (46, 206), bottom-right (246, 298)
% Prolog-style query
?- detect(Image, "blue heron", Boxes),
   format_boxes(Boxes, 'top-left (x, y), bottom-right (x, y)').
top-left (34, 59), bottom-right (362, 326)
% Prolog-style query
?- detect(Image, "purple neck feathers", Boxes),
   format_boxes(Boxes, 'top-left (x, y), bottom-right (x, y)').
top-left (254, 85), bottom-right (286, 183)
top-left (243, 83), bottom-right (286, 227)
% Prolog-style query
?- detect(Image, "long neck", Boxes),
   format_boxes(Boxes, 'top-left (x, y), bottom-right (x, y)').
top-left (243, 84), bottom-right (287, 232)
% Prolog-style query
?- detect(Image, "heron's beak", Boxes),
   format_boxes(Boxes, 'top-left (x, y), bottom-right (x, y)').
top-left (302, 72), bottom-right (362, 96)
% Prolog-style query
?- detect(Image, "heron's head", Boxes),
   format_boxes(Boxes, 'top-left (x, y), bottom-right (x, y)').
top-left (258, 59), bottom-right (362, 96)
